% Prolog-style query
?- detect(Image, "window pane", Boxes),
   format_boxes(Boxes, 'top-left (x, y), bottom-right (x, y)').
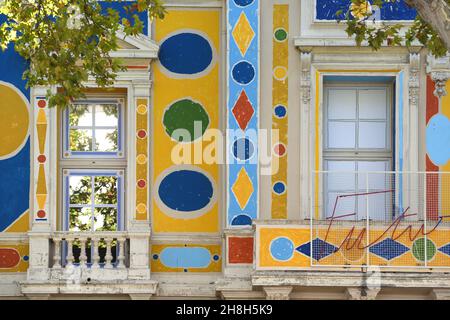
top-left (95, 129), bottom-right (118, 152)
top-left (70, 129), bottom-right (93, 151)
top-left (357, 162), bottom-right (390, 190)
top-left (327, 89), bottom-right (357, 120)
top-left (358, 122), bottom-right (386, 149)
top-left (359, 89), bottom-right (387, 120)
top-left (94, 208), bottom-right (118, 231)
top-left (69, 207), bottom-right (92, 231)
top-left (95, 176), bottom-right (118, 205)
top-left (69, 176), bottom-right (92, 204)
top-left (326, 192), bottom-right (356, 220)
top-left (95, 104), bottom-right (119, 127)
top-left (328, 122), bottom-right (356, 148)
top-left (326, 161), bottom-right (356, 190)
top-left (357, 192), bottom-right (389, 221)
top-left (69, 105), bottom-right (93, 127)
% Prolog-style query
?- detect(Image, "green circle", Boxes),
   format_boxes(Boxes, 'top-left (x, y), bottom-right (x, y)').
top-left (163, 99), bottom-right (210, 142)
top-left (274, 28), bottom-right (288, 42)
top-left (412, 238), bottom-right (436, 262)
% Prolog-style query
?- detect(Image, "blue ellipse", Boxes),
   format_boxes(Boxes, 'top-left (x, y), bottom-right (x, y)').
top-left (273, 182), bottom-right (286, 194)
top-left (232, 61), bottom-right (255, 85)
top-left (274, 105), bottom-right (287, 118)
top-left (231, 214), bottom-right (252, 226)
top-left (160, 247), bottom-right (212, 269)
top-left (158, 170), bottom-right (214, 212)
top-left (233, 138), bottom-right (254, 161)
top-left (426, 114), bottom-right (450, 166)
top-left (159, 33), bottom-right (213, 75)
top-left (270, 237), bottom-right (294, 261)
top-left (233, 0), bottom-right (255, 7)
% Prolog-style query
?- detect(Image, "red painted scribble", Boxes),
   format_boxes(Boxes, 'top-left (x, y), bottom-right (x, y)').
top-left (318, 190), bottom-right (450, 259)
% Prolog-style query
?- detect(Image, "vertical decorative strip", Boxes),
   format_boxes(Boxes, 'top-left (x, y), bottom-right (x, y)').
top-left (271, 5), bottom-right (289, 219)
top-left (314, 71), bottom-right (321, 220)
top-left (136, 98), bottom-right (149, 221)
top-left (227, 0), bottom-right (260, 227)
top-left (426, 76), bottom-right (440, 220)
top-left (34, 97), bottom-right (49, 222)
top-left (398, 71), bottom-right (404, 212)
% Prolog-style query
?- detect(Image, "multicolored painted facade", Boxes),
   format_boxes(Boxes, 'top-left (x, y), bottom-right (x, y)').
top-left (1, 0), bottom-right (450, 299)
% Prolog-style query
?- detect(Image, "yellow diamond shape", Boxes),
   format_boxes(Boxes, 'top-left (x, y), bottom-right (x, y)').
top-left (232, 12), bottom-right (255, 57)
top-left (231, 168), bottom-right (254, 210)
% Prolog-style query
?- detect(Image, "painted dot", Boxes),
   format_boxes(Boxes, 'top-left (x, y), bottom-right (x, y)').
top-left (233, 0), bottom-right (254, 7)
top-left (232, 61), bottom-right (256, 85)
top-left (273, 143), bottom-right (286, 157)
top-left (137, 130), bottom-right (147, 139)
top-left (412, 238), bottom-right (436, 262)
top-left (184, 269), bottom-right (188, 273)
top-left (159, 33), bottom-right (214, 76)
top-left (137, 104), bottom-right (148, 115)
top-left (274, 105), bottom-right (287, 118)
top-left (270, 237), bottom-right (294, 261)
top-left (0, 84), bottom-right (30, 159)
top-left (163, 99), bottom-right (210, 142)
top-left (37, 155), bottom-right (47, 163)
top-left (273, 66), bottom-right (288, 81)
top-left (274, 28), bottom-right (288, 42)
top-left (136, 203), bottom-right (147, 214)
top-left (273, 182), bottom-right (286, 195)
top-left (38, 100), bottom-right (46, 108)
top-left (137, 179), bottom-right (147, 189)
top-left (158, 170), bottom-right (214, 213)
top-left (153, 254), bottom-right (159, 260)
top-left (213, 255), bottom-right (220, 261)
top-left (136, 154), bottom-right (148, 165)
top-left (23, 255), bottom-right (29, 262)
top-left (233, 138), bottom-right (255, 161)
top-left (37, 210), bottom-right (46, 218)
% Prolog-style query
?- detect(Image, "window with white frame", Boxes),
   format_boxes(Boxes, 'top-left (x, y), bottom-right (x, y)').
top-left (61, 97), bottom-right (126, 232)
top-left (323, 84), bottom-right (394, 221)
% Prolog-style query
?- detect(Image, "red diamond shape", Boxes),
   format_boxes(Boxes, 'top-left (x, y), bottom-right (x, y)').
top-left (232, 90), bottom-right (254, 131)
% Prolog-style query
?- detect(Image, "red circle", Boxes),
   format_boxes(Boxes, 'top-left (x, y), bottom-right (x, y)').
top-left (137, 130), bottom-right (147, 139)
top-left (274, 144), bottom-right (286, 156)
top-left (137, 179), bottom-right (147, 189)
top-left (38, 100), bottom-right (47, 108)
top-left (37, 155), bottom-right (47, 163)
top-left (37, 210), bottom-right (46, 218)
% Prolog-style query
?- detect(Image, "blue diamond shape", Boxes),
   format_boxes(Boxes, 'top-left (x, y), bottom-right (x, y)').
top-left (439, 244), bottom-right (450, 257)
top-left (369, 238), bottom-right (410, 261)
top-left (296, 238), bottom-right (338, 261)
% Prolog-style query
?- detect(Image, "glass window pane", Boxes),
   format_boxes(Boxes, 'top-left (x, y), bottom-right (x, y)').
top-left (94, 208), bottom-right (118, 231)
top-left (357, 192), bottom-right (389, 221)
top-left (326, 192), bottom-right (356, 220)
top-left (326, 161), bottom-right (356, 191)
top-left (95, 176), bottom-right (118, 205)
top-left (69, 207), bottom-right (92, 232)
top-left (95, 104), bottom-right (119, 127)
top-left (328, 122), bottom-right (356, 149)
top-left (358, 162), bottom-right (390, 190)
top-left (327, 89), bottom-right (357, 120)
top-left (69, 105), bottom-right (93, 127)
top-left (70, 129), bottom-right (93, 151)
top-left (358, 122), bottom-right (386, 149)
top-left (69, 176), bottom-right (92, 205)
top-left (95, 129), bottom-right (118, 152)
top-left (359, 89), bottom-right (387, 120)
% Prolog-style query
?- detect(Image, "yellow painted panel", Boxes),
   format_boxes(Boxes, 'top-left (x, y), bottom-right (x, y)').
top-left (0, 243), bottom-right (29, 273)
top-left (4, 211), bottom-right (29, 233)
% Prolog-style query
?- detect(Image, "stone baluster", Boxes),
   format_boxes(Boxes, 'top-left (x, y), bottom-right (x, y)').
top-left (79, 237), bottom-right (88, 268)
top-left (66, 238), bottom-right (74, 268)
top-left (117, 238), bottom-right (126, 269)
top-left (104, 238), bottom-right (113, 269)
top-left (91, 236), bottom-right (100, 269)
top-left (52, 238), bottom-right (62, 269)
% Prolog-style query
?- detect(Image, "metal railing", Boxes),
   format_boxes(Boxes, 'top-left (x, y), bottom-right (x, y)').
top-left (311, 171), bottom-right (450, 268)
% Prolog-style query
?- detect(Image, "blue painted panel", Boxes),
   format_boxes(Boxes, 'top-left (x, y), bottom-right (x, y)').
top-left (315, 0), bottom-right (416, 21)
top-left (99, 1), bottom-right (149, 35)
top-left (158, 170), bottom-right (214, 212)
top-left (159, 33), bottom-right (213, 75)
top-left (0, 140), bottom-right (30, 232)
top-left (160, 247), bottom-right (212, 269)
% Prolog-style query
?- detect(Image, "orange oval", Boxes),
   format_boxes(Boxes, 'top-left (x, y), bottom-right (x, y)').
top-left (0, 248), bottom-right (21, 268)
